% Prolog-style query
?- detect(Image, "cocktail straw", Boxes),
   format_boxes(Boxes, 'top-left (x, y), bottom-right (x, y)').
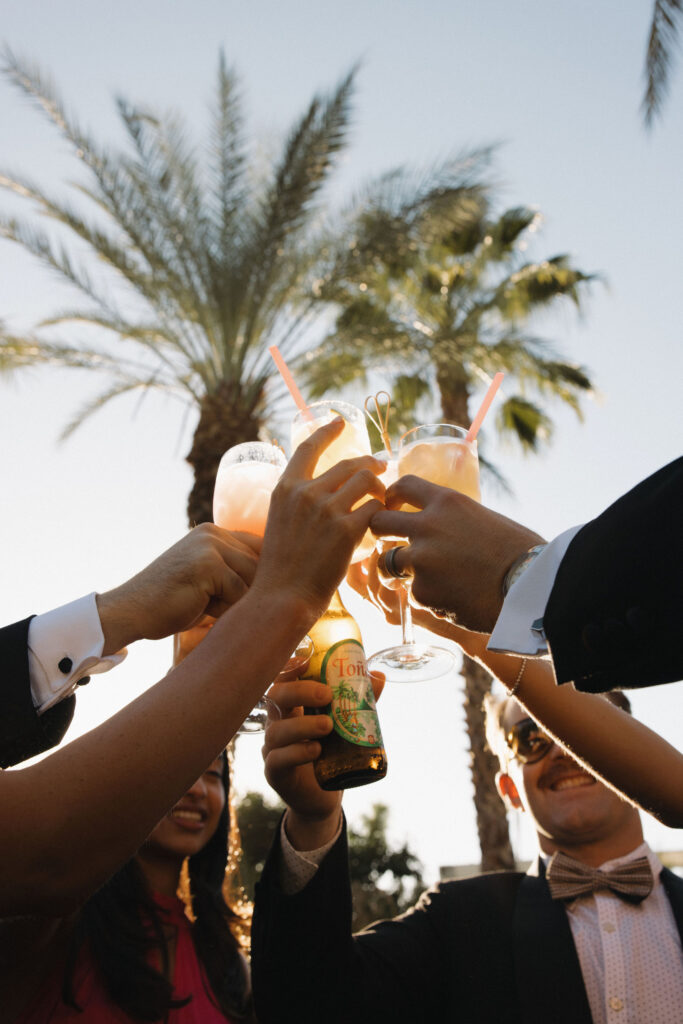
top-left (465, 372), bottom-right (504, 443)
top-left (269, 346), bottom-right (313, 422)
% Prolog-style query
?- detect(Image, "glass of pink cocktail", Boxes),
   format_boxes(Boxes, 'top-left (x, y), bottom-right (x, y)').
top-left (368, 423), bottom-right (480, 682)
top-left (213, 441), bottom-right (310, 732)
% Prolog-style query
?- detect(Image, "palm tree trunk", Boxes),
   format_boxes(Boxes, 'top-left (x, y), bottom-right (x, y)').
top-left (437, 373), bottom-right (514, 871)
top-left (461, 656), bottom-right (515, 871)
top-left (185, 382), bottom-right (262, 526)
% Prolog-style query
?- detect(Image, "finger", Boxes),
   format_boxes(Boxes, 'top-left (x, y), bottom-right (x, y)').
top-left (369, 670), bottom-right (386, 702)
top-left (264, 713), bottom-right (332, 755)
top-left (264, 740), bottom-right (324, 776)
top-left (203, 568), bottom-right (250, 618)
top-left (329, 468), bottom-right (386, 510)
top-left (315, 454), bottom-right (386, 494)
top-left (384, 474), bottom-right (444, 509)
top-left (231, 532), bottom-right (264, 555)
top-left (267, 680), bottom-right (332, 715)
top-left (287, 418), bottom-right (345, 479)
top-left (346, 559), bottom-right (369, 600)
top-left (370, 508), bottom-right (414, 540)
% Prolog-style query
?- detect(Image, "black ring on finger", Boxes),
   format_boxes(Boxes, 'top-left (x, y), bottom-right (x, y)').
top-left (381, 545), bottom-right (409, 580)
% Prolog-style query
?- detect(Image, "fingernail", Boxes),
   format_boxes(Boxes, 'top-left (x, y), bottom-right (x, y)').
top-left (316, 684), bottom-right (332, 702)
top-left (317, 715), bottom-right (332, 732)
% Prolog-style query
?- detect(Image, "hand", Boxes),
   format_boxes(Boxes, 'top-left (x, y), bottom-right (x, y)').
top-left (370, 476), bottom-right (545, 633)
top-left (347, 555), bottom-right (469, 644)
top-left (97, 526), bottom-right (261, 655)
top-left (262, 672), bottom-right (385, 850)
top-left (254, 419), bottom-right (386, 624)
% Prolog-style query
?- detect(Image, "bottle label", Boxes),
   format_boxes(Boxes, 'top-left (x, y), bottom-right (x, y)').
top-left (321, 639), bottom-right (384, 749)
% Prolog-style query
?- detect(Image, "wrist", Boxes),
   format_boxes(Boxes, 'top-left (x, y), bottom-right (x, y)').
top-left (96, 588), bottom-right (141, 656)
top-left (284, 806), bottom-right (342, 852)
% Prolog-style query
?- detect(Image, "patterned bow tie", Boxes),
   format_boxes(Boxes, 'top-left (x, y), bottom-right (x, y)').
top-left (546, 851), bottom-right (654, 904)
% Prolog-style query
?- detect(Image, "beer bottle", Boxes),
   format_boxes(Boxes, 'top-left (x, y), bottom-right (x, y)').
top-left (304, 590), bottom-right (387, 790)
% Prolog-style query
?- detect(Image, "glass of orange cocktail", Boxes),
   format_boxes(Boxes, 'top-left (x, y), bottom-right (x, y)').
top-left (368, 423), bottom-right (480, 682)
top-left (213, 441), bottom-right (312, 732)
top-left (291, 400), bottom-right (376, 562)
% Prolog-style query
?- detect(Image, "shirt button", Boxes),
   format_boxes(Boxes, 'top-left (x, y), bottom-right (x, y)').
top-left (609, 997), bottom-right (624, 1011)
top-left (603, 921), bottom-right (616, 933)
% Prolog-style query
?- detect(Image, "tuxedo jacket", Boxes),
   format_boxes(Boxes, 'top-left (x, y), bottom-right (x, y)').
top-left (544, 456), bottom-right (683, 692)
top-left (251, 822), bottom-right (683, 1024)
top-left (0, 617), bottom-right (75, 768)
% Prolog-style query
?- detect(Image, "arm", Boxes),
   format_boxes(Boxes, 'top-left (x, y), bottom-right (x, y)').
top-left (348, 557), bottom-right (683, 827)
top-left (255, 677), bottom-right (451, 1024)
top-left (0, 420), bottom-right (386, 915)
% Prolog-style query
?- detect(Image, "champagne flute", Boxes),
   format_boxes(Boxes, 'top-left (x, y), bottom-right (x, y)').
top-left (367, 423), bottom-right (480, 682)
top-left (213, 441), bottom-right (311, 732)
top-left (291, 399), bottom-right (376, 562)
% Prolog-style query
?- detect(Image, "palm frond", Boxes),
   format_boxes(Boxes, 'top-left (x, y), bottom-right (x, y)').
top-left (643, 0), bottom-right (682, 126)
top-left (496, 395), bottom-right (553, 451)
top-left (58, 375), bottom-right (190, 440)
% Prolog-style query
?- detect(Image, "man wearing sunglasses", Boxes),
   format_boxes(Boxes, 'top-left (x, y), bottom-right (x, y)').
top-left (252, 686), bottom-right (683, 1024)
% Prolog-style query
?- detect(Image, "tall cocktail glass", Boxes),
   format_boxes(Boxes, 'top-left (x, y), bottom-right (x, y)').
top-left (213, 441), bottom-right (309, 732)
top-left (291, 400), bottom-right (375, 562)
top-left (367, 423), bottom-right (480, 682)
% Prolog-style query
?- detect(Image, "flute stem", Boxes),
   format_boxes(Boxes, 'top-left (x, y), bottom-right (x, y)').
top-left (399, 583), bottom-right (415, 646)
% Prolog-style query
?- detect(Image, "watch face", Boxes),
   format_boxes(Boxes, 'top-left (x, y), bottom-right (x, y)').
top-left (504, 545), bottom-right (546, 596)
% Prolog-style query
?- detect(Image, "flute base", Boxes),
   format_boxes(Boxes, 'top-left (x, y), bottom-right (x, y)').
top-left (367, 643), bottom-right (455, 683)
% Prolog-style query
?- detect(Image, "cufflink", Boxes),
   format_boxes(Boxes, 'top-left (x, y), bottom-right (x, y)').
top-left (58, 657), bottom-right (73, 675)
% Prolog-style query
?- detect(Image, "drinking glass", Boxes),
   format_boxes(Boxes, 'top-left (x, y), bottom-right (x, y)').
top-left (291, 400), bottom-right (375, 562)
top-left (367, 423), bottom-right (480, 682)
top-left (213, 441), bottom-right (291, 732)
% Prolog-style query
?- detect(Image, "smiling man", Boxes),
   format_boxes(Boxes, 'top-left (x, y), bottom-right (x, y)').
top-left (251, 688), bottom-right (683, 1024)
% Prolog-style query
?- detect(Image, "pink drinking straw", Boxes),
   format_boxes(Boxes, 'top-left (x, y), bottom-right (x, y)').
top-left (269, 346), bottom-right (314, 422)
top-left (465, 372), bottom-right (504, 443)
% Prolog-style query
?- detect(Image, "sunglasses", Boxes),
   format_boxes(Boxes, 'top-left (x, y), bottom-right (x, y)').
top-left (505, 717), bottom-right (554, 765)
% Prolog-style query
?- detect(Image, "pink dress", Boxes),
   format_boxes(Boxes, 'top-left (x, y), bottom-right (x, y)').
top-left (16, 893), bottom-right (236, 1022)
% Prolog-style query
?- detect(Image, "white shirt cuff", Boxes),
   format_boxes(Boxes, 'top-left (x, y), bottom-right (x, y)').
top-left (487, 525), bottom-right (583, 656)
top-left (278, 810), bottom-right (343, 895)
top-left (28, 593), bottom-right (127, 714)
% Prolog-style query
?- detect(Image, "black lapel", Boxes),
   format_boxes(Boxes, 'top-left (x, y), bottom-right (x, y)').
top-left (514, 858), bottom-right (593, 1024)
top-left (660, 867), bottom-right (683, 941)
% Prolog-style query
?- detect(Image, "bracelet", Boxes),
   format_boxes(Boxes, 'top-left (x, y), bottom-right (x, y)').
top-left (506, 658), bottom-right (528, 697)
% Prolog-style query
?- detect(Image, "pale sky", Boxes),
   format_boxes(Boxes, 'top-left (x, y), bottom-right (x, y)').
top-left (1, 0), bottom-right (681, 882)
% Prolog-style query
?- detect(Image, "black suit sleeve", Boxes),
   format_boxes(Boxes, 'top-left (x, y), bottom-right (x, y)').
top-left (252, 818), bottom-right (456, 1024)
top-left (544, 456), bottom-right (683, 692)
top-left (251, 817), bottom-right (523, 1024)
top-left (0, 617), bottom-right (75, 768)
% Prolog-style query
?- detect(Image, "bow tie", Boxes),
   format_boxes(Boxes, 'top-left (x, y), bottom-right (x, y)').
top-left (546, 851), bottom-right (654, 904)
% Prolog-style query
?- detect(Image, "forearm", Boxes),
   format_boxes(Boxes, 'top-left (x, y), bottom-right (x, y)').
top-left (460, 636), bottom-right (683, 827)
top-left (0, 586), bottom-right (314, 915)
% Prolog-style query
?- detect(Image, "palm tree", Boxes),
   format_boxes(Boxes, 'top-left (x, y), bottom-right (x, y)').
top-left (0, 51), bottom-right (494, 528)
top-left (644, 0), bottom-right (682, 126)
top-left (0, 50), bottom-right (362, 524)
top-left (299, 182), bottom-right (597, 870)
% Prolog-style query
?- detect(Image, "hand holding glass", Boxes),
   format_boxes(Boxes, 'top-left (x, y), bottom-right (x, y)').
top-left (367, 423), bottom-right (481, 682)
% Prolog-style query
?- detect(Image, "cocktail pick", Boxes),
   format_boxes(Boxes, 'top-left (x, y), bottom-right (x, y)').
top-left (364, 391), bottom-right (393, 454)
top-left (269, 345), bottom-right (313, 422)
top-left (465, 372), bottom-right (504, 443)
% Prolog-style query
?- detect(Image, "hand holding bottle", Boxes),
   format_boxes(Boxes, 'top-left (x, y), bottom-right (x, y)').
top-left (262, 672), bottom-right (386, 851)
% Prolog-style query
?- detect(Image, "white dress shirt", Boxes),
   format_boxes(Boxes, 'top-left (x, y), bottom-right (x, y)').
top-left (27, 593), bottom-right (126, 713)
top-left (488, 524), bottom-right (582, 655)
top-left (541, 842), bottom-right (683, 1024)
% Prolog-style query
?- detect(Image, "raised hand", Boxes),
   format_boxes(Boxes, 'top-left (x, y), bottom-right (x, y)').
top-left (97, 526), bottom-right (262, 655)
top-left (253, 418), bottom-right (386, 624)
top-left (371, 475), bottom-right (544, 633)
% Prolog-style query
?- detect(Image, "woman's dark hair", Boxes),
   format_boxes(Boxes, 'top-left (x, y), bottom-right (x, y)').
top-left (62, 750), bottom-right (252, 1021)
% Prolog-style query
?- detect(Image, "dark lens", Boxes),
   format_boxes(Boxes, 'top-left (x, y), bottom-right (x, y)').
top-left (508, 718), bottom-right (553, 764)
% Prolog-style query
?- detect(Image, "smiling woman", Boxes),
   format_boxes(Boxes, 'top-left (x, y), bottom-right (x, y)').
top-left (16, 748), bottom-right (253, 1023)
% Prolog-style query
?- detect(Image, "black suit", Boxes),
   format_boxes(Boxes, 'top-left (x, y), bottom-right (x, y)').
top-left (251, 821), bottom-right (683, 1024)
top-left (544, 456), bottom-right (683, 692)
top-left (0, 617), bottom-right (75, 768)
